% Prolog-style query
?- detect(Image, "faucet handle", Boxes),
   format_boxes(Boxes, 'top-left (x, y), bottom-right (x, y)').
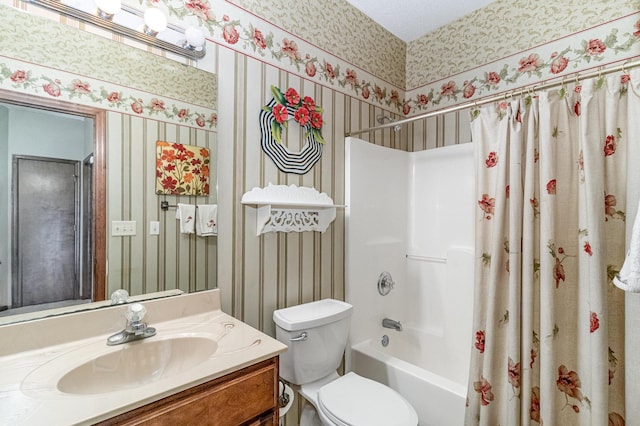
top-left (126, 303), bottom-right (147, 323)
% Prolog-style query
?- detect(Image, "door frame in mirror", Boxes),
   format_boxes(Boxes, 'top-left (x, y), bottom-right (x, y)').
top-left (0, 88), bottom-right (107, 303)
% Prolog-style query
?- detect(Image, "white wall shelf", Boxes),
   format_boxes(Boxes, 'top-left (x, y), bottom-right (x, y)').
top-left (241, 184), bottom-right (344, 235)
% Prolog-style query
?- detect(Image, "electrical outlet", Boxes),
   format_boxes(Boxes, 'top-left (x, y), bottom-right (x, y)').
top-left (150, 221), bottom-right (160, 235)
top-left (111, 221), bottom-right (136, 236)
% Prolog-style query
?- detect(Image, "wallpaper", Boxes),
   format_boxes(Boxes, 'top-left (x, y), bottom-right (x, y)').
top-left (226, 0), bottom-right (407, 88)
top-left (407, 0), bottom-right (640, 89)
top-left (0, 3), bottom-right (216, 109)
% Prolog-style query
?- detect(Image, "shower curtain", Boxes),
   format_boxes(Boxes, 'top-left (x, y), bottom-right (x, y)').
top-left (465, 70), bottom-right (640, 425)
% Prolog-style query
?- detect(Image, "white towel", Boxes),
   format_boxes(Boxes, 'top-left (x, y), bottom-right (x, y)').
top-left (176, 203), bottom-right (196, 234)
top-left (614, 198), bottom-right (640, 292)
top-left (196, 204), bottom-right (218, 236)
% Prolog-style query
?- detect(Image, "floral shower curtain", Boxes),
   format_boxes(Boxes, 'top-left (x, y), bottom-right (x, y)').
top-left (465, 69), bottom-right (640, 425)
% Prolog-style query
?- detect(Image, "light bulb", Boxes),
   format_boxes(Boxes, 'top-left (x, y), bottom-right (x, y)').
top-left (183, 27), bottom-right (205, 50)
top-left (95, 0), bottom-right (121, 19)
top-left (143, 7), bottom-right (167, 36)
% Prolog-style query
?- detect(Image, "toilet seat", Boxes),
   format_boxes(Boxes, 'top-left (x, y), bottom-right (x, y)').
top-left (317, 372), bottom-right (418, 426)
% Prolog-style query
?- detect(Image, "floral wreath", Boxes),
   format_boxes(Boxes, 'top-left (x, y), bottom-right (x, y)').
top-left (259, 85), bottom-right (325, 174)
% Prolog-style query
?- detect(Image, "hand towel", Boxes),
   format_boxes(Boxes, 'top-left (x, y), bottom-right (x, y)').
top-left (176, 203), bottom-right (196, 234)
top-left (196, 204), bottom-right (218, 237)
top-left (613, 198), bottom-right (640, 292)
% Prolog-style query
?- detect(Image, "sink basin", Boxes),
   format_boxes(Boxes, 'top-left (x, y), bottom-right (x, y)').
top-left (56, 336), bottom-right (218, 395)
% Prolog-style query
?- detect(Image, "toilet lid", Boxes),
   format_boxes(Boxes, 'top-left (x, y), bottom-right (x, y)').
top-left (318, 372), bottom-right (418, 426)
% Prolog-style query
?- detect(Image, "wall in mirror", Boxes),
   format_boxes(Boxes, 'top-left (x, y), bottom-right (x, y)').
top-left (0, 3), bottom-right (217, 323)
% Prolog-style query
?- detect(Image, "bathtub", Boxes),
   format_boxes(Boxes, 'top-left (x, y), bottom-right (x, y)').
top-left (349, 328), bottom-right (467, 426)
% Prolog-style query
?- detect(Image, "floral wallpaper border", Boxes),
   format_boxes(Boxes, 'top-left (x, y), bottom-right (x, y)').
top-left (142, 0), bottom-right (638, 116)
top-left (0, 56), bottom-right (217, 129)
top-left (404, 14), bottom-right (640, 116)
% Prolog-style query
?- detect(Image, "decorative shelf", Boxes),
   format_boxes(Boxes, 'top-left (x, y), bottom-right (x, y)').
top-left (241, 184), bottom-right (344, 235)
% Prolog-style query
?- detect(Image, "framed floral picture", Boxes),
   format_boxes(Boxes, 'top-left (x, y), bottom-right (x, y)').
top-left (156, 141), bottom-right (210, 195)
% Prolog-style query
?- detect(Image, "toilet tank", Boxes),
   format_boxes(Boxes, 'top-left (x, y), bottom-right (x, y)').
top-left (273, 299), bottom-right (353, 385)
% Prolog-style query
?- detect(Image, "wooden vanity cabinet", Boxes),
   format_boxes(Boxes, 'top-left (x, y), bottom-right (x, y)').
top-left (99, 357), bottom-right (279, 426)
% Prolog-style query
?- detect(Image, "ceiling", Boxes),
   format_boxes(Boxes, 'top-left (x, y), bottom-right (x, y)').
top-left (345, 0), bottom-right (496, 42)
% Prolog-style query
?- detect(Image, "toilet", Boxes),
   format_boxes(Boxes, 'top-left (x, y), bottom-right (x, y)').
top-left (273, 299), bottom-right (418, 426)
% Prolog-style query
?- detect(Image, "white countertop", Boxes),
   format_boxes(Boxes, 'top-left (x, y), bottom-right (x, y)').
top-left (0, 289), bottom-right (287, 425)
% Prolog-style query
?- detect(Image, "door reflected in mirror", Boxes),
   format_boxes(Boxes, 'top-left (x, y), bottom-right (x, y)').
top-left (1, 101), bottom-right (102, 317)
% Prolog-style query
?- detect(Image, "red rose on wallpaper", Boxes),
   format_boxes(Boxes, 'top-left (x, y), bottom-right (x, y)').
top-left (440, 81), bottom-right (456, 97)
top-left (518, 53), bottom-right (542, 72)
top-left (417, 94), bottom-right (428, 105)
top-left (621, 74), bottom-right (631, 84)
top-left (550, 55), bottom-right (569, 74)
top-left (223, 25), bottom-right (239, 44)
top-left (361, 85), bottom-right (370, 100)
top-left (107, 92), bottom-right (120, 103)
top-left (463, 83), bottom-right (476, 99)
top-left (72, 79), bottom-right (91, 94)
top-left (177, 108), bottom-right (188, 119)
top-left (403, 102), bottom-right (411, 115)
top-left (487, 71), bottom-right (500, 86)
top-left (282, 38), bottom-right (301, 60)
top-left (150, 98), bottom-right (165, 111)
top-left (253, 28), bottom-right (267, 49)
top-left (43, 82), bottom-right (61, 97)
top-left (305, 62), bottom-right (317, 77)
top-left (325, 62), bottom-right (335, 80)
top-left (590, 312), bottom-right (600, 333)
top-left (10, 70), bottom-right (27, 83)
top-left (195, 115), bottom-right (205, 127)
top-left (474, 330), bottom-right (485, 353)
top-left (585, 38), bottom-right (606, 55)
top-left (604, 135), bottom-right (616, 156)
top-left (131, 100), bottom-right (143, 114)
top-left (345, 69), bottom-right (358, 87)
top-left (485, 151), bottom-right (498, 168)
top-left (185, 0), bottom-right (213, 21)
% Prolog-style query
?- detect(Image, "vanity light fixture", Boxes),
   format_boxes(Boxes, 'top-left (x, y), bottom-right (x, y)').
top-left (94, 0), bottom-right (121, 20)
top-left (27, 0), bottom-right (206, 60)
top-left (142, 7), bottom-right (167, 36)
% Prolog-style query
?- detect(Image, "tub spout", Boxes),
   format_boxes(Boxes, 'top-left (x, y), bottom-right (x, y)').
top-left (382, 318), bottom-right (402, 331)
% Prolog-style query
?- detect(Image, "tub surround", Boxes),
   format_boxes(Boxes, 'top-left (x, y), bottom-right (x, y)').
top-left (0, 289), bottom-right (287, 425)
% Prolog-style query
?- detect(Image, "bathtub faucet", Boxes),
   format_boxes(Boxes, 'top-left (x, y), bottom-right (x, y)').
top-left (382, 318), bottom-right (403, 331)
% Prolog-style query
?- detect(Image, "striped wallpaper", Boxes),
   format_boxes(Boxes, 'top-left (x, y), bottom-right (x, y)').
top-left (106, 112), bottom-right (218, 298)
top-left (214, 46), bottom-right (471, 335)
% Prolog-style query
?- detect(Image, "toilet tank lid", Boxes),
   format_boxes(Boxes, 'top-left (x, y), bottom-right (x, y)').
top-left (273, 299), bottom-right (353, 331)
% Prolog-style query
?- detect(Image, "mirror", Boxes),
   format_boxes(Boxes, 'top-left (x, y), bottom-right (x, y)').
top-left (0, 4), bottom-right (218, 325)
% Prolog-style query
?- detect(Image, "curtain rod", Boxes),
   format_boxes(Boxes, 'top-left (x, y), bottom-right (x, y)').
top-left (345, 58), bottom-right (640, 137)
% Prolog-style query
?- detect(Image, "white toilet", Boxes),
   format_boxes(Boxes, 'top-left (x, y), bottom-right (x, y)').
top-left (273, 299), bottom-right (418, 426)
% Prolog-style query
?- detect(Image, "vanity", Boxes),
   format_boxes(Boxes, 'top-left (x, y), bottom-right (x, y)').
top-left (0, 290), bottom-right (287, 425)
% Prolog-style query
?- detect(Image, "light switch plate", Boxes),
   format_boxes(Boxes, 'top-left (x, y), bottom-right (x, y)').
top-left (150, 221), bottom-right (160, 235)
top-left (111, 220), bottom-right (136, 236)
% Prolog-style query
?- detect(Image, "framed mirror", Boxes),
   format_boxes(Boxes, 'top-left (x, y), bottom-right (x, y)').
top-left (0, 3), bottom-right (218, 324)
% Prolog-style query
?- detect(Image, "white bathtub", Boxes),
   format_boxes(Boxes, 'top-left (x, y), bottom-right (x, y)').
top-left (349, 328), bottom-right (467, 426)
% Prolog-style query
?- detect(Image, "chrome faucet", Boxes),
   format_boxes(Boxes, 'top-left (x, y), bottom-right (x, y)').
top-left (382, 318), bottom-right (403, 331)
top-left (107, 303), bottom-right (157, 346)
